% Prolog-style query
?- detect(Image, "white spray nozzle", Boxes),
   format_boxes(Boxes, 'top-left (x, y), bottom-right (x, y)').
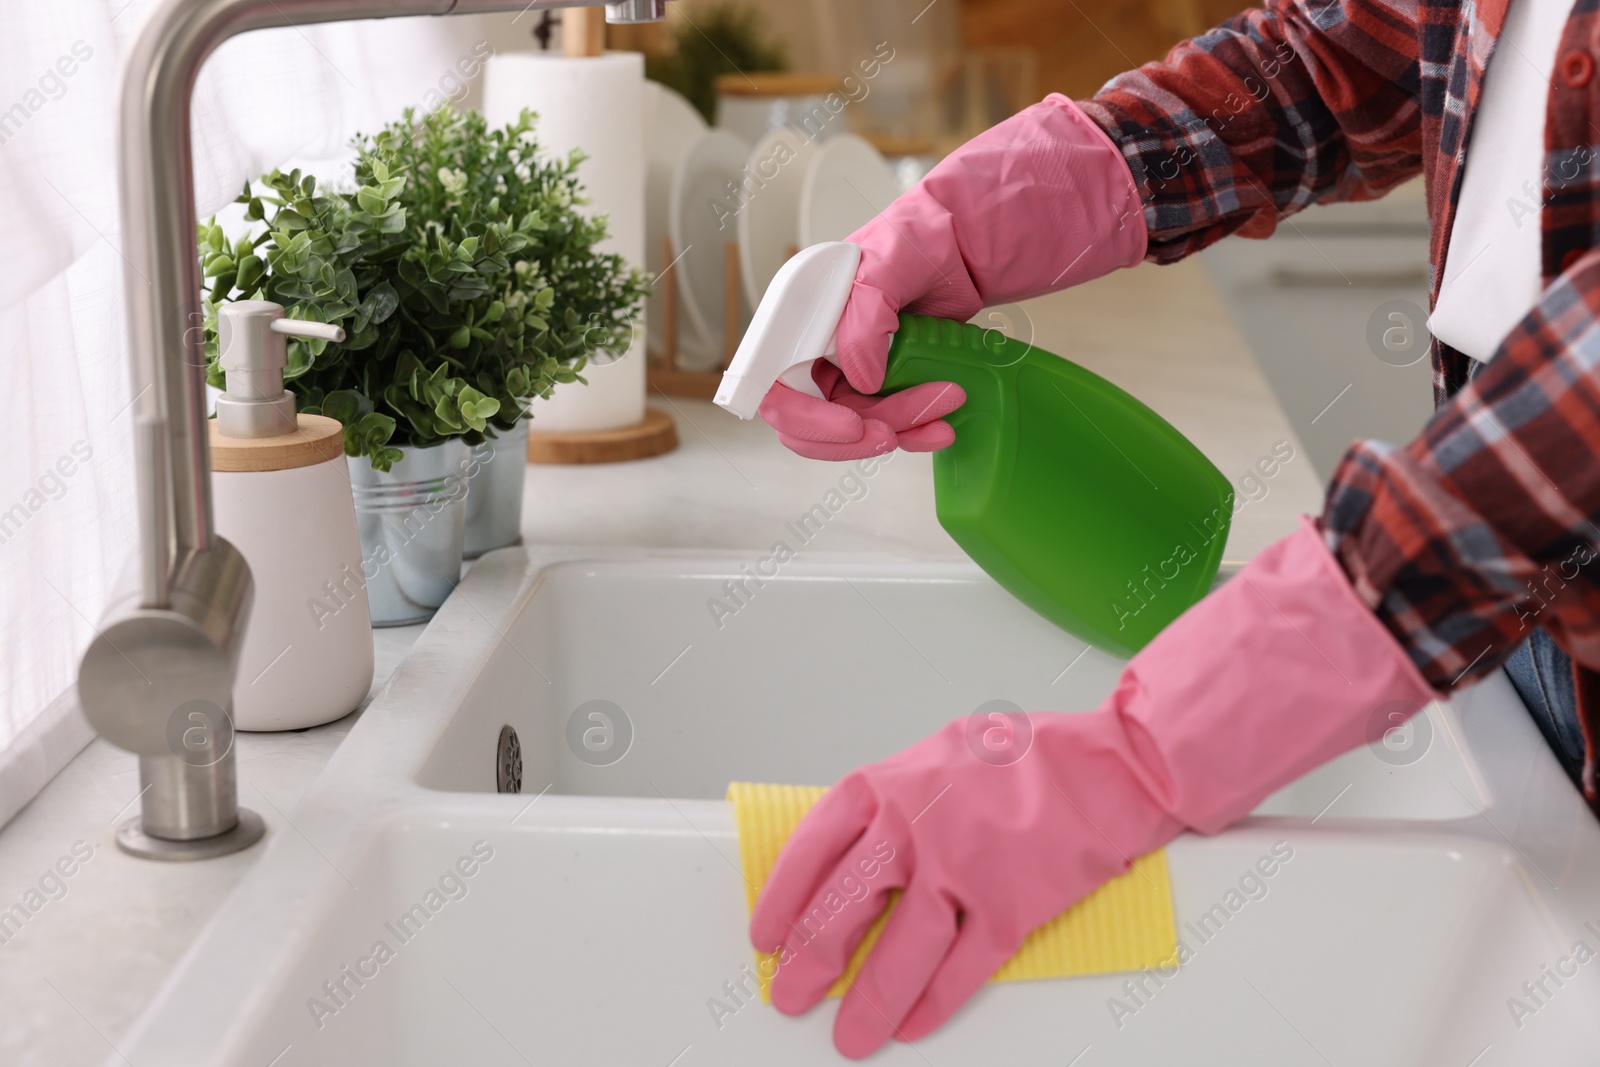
top-left (714, 241), bottom-right (861, 419)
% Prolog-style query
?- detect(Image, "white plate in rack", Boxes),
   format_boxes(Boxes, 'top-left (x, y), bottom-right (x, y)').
top-left (737, 126), bottom-right (819, 309)
top-left (797, 133), bottom-right (901, 246)
top-left (669, 128), bottom-right (752, 371)
top-left (644, 82), bottom-right (708, 364)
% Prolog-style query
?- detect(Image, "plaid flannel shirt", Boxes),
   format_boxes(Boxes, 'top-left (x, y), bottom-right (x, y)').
top-left (1079, 0), bottom-right (1600, 709)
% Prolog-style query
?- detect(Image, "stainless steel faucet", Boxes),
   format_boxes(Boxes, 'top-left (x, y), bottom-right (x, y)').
top-left (76, 0), bottom-right (664, 861)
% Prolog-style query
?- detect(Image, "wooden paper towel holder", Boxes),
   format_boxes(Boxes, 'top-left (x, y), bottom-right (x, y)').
top-left (526, 407), bottom-right (677, 464)
top-left (525, 11), bottom-right (680, 466)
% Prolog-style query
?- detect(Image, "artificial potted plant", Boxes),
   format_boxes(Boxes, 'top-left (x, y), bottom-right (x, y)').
top-left (200, 106), bottom-right (648, 621)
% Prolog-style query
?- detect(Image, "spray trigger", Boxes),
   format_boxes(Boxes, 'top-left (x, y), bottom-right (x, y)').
top-left (714, 242), bottom-right (860, 418)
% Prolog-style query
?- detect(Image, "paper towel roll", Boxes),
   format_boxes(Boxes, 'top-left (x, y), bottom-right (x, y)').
top-left (484, 51), bottom-right (646, 432)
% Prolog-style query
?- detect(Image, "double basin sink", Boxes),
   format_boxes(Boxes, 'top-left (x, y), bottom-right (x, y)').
top-left (117, 548), bottom-right (1600, 1065)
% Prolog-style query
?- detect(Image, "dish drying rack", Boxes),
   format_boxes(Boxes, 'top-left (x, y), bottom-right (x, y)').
top-left (649, 233), bottom-right (796, 398)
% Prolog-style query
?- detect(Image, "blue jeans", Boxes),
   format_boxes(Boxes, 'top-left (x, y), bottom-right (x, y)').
top-left (1504, 629), bottom-right (1586, 787)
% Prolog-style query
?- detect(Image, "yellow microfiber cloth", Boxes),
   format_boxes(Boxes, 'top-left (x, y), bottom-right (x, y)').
top-left (728, 781), bottom-right (1177, 1002)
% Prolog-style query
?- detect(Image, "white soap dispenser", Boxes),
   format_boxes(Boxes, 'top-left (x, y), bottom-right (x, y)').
top-left (210, 300), bottom-right (374, 732)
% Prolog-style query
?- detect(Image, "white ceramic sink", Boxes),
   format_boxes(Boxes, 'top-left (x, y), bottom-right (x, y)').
top-left (417, 557), bottom-right (1477, 819)
top-left (118, 549), bottom-right (1600, 1065)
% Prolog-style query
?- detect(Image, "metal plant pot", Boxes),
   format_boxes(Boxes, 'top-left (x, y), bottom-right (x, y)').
top-left (348, 440), bottom-right (468, 627)
top-left (462, 419), bottom-right (528, 559)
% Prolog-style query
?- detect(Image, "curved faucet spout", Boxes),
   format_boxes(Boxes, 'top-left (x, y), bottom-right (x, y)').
top-left (93, 0), bottom-right (647, 860)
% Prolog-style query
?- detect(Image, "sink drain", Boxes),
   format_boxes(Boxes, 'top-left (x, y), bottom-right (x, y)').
top-left (496, 724), bottom-right (522, 794)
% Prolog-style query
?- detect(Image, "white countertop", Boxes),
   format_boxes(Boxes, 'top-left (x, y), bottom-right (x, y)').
top-left (0, 259), bottom-right (1323, 1066)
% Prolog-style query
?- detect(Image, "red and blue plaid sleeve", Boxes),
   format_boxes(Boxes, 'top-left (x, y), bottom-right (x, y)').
top-left (1321, 252), bottom-right (1600, 689)
top-left (1079, 0), bottom-right (1426, 263)
top-left (1072, 0), bottom-right (1600, 694)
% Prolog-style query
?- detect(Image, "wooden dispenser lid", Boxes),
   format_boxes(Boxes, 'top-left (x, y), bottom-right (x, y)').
top-left (209, 413), bottom-right (345, 473)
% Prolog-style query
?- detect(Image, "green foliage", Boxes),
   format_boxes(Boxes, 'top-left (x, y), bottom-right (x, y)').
top-left (645, 4), bottom-right (787, 123)
top-left (199, 106), bottom-right (650, 470)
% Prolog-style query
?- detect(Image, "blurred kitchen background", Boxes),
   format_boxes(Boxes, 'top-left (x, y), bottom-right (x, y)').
top-left (491, 0), bottom-right (1435, 480)
top-left (204, 0), bottom-right (1433, 481)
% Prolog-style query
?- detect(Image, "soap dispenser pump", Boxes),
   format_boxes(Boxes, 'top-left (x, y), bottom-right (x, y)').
top-left (210, 300), bottom-right (374, 731)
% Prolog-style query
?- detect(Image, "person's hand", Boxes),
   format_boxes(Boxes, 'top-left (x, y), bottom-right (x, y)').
top-left (750, 519), bottom-right (1440, 1058)
top-left (752, 706), bottom-right (1179, 1058)
top-left (758, 361), bottom-right (965, 461)
top-left (762, 94), bottom-right (1148, 460)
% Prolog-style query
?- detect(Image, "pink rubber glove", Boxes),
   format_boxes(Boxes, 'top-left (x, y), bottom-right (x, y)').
top-left (758, 362), bottom-right (966, 461)
top-left (750, 519), bottom-right (1440, 1058)
top-left (764, 94), bottom-right (1148, 461)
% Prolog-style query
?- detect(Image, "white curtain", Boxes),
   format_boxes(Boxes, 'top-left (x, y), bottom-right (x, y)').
top-left (0, 0), bottom-right (494, 827)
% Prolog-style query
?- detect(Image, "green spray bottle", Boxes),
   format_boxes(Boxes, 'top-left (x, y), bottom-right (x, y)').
top-left (716, 243), bottom-right (1233, 657)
